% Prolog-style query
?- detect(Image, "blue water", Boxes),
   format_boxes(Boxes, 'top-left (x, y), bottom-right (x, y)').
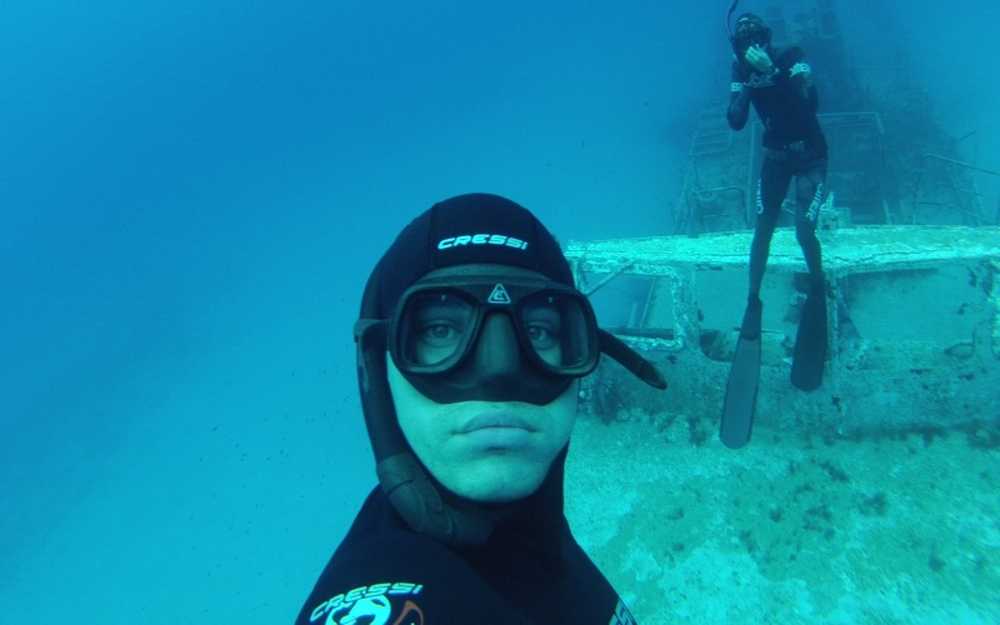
top-left (1, 1), bottom-right (997, 623)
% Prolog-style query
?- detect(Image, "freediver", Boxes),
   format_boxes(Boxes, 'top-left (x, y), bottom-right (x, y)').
top-left (721, 8), bottom-right (831, 448)
top-left (293, 194), bottom-right (666, 624)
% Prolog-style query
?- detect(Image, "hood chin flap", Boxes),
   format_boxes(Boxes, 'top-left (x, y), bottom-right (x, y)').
top-left (376, 452), bottom-right (496, 546)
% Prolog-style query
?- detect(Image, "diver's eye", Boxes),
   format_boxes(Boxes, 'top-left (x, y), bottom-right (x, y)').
top-left (419, 322), bottom-right (462, 347)
top-left (526, 323), bottom-right (557, 349)
top-left (522, 295), bottom-right (565, 352)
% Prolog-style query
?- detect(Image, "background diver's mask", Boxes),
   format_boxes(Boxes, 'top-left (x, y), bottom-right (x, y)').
top-left (355, 267), bottom-right (667, 407)
top-left (731, 14), bottom-right (772, 56)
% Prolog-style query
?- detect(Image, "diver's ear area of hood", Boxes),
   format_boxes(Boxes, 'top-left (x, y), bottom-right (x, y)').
top-left (357, 260), bottom-right (498, 546)
top-left (599, 329), bottom-right (668, 390)
top-left (355, 325), bottom-right (498, 546)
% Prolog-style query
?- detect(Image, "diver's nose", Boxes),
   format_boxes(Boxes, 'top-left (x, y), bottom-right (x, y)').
top-left (472, 312), bottom-right (521, 377)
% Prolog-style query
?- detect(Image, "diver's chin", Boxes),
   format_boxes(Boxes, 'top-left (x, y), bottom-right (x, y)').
top-left (463, 485), bottom-right (537, 505)
top-left (448, 457), bottom-right (547, 504)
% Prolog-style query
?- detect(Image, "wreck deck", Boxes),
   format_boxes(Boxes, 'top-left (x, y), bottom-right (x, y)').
top-left (566, 225), bottom-right (1000, 276)
top-left (565, 225), bottom-right (1000, 436)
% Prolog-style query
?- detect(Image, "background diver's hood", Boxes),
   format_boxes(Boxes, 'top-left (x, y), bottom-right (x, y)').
top-left (355, 193), bottom-right (662, 547)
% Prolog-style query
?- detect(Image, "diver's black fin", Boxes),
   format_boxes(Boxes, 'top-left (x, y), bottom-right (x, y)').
top-left (791, 285), bottom-right (828, 390)
top-left (720, 297), bottom-right (762, 449)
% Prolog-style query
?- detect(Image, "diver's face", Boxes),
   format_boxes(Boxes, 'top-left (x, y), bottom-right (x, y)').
top-left (735, 19), bottom-right (768, 52)
top-left (387, 356), bottom-right (578, 503)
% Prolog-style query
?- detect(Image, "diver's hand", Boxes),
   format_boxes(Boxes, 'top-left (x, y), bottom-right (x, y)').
top-left (790, 62), bottom-right (812, 83)
top-left (744, 45), bottom-right (774, 73)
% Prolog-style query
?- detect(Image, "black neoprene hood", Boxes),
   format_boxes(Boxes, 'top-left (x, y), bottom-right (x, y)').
top-left (367, 193), bottom-right (575, 320)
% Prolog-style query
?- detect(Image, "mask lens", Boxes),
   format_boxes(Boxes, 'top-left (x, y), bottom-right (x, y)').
top-left (735, 20), bottom-right (765, 50)
top-left (398, 290), bottom-right (475, 369)
top-left (521, 291), bottom-right (595, 372)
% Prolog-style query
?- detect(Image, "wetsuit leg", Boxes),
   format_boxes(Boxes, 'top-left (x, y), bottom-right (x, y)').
top-left (794, 159), bottom-right (828, 287)
top-left (749, 155), bottom-right (794, 297)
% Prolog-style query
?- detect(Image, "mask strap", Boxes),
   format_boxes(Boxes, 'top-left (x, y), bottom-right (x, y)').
top-left (598, 329), bottom-right (668, 390)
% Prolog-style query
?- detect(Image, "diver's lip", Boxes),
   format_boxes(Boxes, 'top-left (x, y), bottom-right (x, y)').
top-left (457, 413), bottom-right (536, 434)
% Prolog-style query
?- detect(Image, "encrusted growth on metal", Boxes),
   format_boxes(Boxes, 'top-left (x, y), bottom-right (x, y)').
top-left (990, 260), bottom-right (1000, 358)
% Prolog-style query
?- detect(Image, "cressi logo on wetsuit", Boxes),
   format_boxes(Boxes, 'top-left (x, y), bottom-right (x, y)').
top-left (306, 577), bottom-right (635, 625)
top-left (309, 582), bottom-right (425, 625)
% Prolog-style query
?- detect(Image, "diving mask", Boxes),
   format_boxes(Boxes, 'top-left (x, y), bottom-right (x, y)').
top-left (732, 14), bottom-right (771, 54)
top-left (354, 266), bottom-right (666, 406)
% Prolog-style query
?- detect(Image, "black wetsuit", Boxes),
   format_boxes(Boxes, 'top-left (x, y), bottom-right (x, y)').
top-left (727, 46), bottom-right (828, 295)
top-left (293, 451), bottom-right (638, 625)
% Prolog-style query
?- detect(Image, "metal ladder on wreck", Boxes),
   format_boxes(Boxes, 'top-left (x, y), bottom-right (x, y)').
top-left (674, 105), bottom-right (749, 235)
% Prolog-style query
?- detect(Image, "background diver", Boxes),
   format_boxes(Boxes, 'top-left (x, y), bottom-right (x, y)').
top-left (721, 10), bottom-right (831, 447)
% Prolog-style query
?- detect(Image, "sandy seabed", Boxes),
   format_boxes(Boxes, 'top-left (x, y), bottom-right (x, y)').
top-left (565, 410), bottom-right (1000, 625)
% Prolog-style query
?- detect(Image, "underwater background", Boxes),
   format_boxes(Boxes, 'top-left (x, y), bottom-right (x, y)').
top-left (1, 0), bottom-right (997, 623)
